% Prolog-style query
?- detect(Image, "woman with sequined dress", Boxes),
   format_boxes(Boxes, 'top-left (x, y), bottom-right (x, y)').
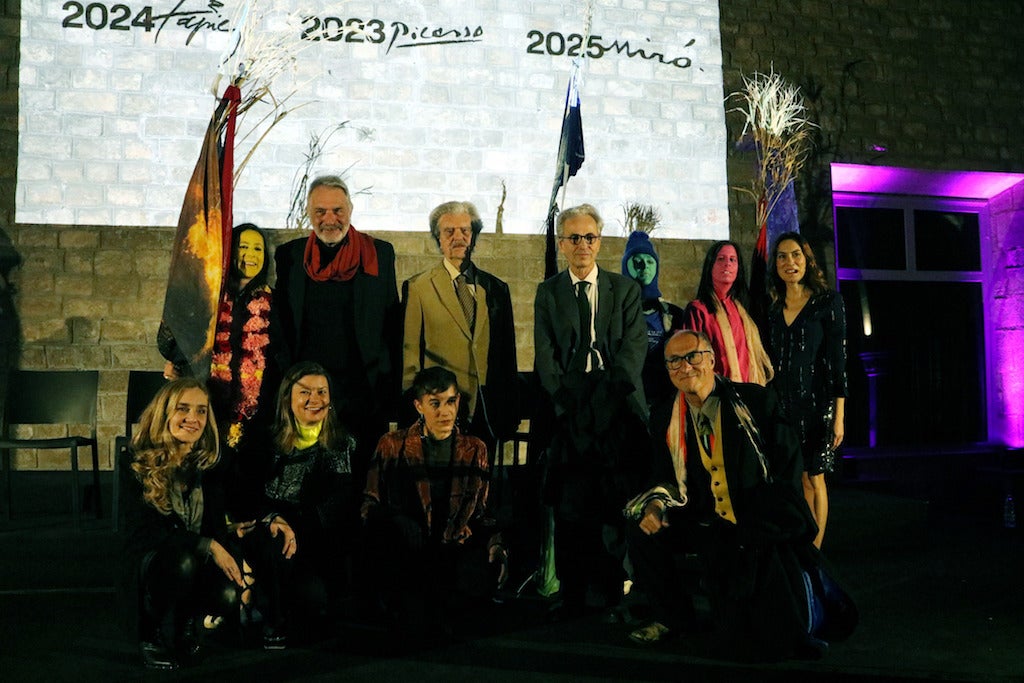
top-left (765, 232), bottom-right (848, 549)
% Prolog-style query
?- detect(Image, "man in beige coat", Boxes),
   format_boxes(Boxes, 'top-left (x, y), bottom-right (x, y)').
top-left (401, 201), bottom-right (519, 444)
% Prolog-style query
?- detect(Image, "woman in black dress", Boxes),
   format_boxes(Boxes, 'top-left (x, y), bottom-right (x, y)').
top-left (158, 223), bottom-right (281, 520)
top-left (765, 232), bottom-right (848, 548)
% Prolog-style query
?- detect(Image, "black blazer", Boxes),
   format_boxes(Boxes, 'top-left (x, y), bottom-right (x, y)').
top-left (273, 235), bottom-right (401, 414)
top-left (647, 378), bottom-right (806, 527)
top-left (475, 268), bottom-right (519, 438)
top-left (533, 267), bottom-right (647, 418)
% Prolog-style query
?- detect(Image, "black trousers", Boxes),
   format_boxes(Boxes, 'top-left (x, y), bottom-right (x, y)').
top-left (625, 508), bottom-right (703, 630)
top-left (139, 535), bottom-right (241, 640)
top-left (553, 515), bottom-right (627, 610)
top-left (362, 509), bottom-right (497, 624)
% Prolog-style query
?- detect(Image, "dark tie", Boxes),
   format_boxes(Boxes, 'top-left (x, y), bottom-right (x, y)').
top-left (455, 273), bottom-right (476, 332)
top-left (696, 414), bottom-right (713, 454)
top-left (570, 280), bottom-right (592, 372)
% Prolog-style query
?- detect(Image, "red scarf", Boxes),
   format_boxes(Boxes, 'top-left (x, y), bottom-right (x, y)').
top-left (302, 226), bottom-right (379, 282)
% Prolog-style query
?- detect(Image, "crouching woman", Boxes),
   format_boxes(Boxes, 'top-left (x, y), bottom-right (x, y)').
top-left (118, 378), bottom-right (290, 669)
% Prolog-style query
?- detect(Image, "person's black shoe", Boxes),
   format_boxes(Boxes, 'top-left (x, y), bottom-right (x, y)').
top-left (263, 625), bottom-right (287, 650)
top-left (795, 636), bottom-right (828, 660)
top-left (602, 606), bottom-right (627, 624)
top-left (139, 638), bottom-right (179, 670)
top-left (545, 601), bottom-right (587, 623)
top-left (176, 616), bottom-right (201, 660)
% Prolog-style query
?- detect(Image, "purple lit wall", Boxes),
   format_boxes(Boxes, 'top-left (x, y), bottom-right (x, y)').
top-left (831, 163), bottom-right (1024, 448)
top-left (988, 184), bottom-right (1024, 448)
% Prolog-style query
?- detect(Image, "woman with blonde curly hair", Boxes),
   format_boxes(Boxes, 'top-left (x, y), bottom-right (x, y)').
top-left (119, 378), bottom-right (295, 670)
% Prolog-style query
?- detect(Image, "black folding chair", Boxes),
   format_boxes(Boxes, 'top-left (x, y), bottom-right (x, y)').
top-left (111, 370), bottom-right (167, 531)
top-left (0, 370), bottom-right (100, 531)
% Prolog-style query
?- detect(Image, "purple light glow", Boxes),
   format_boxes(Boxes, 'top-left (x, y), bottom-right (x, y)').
top-left (832, 162), bottom-right (1024, 448)
top-left (831, 163), bottom-right (1024, 199)
top-left (993, 206), bottom-right (1024, 448)
top-left (999, 337), bottom-right (1024, 448)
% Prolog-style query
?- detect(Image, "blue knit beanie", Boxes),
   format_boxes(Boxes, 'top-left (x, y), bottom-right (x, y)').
top-left (621, 231), bottom-right (661, 299)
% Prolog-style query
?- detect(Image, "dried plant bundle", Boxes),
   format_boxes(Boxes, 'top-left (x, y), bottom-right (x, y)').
top-left (496, 180), bottom-right (508, 234)
top-left (287, 123), bottom-right (355, 231)
top-left (622, 202), bottom-right (662, 236)
top-left (728, 70), bottom-right (817, 229)
top-left (213, 2), bottom-right (315, 186)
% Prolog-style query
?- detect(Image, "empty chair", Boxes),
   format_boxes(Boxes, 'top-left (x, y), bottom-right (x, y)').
top-left (112, 370), bottom-right (167, 531)
top-left (0, 369), bottom-right (100, 531)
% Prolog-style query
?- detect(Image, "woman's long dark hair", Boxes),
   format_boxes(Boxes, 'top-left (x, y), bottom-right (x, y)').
top-left (695, 240), bottom-right (749, 314)
top-left (228, 223), bottom-right (270, 296)
top-left (768, 231), bottom-right (829, 304)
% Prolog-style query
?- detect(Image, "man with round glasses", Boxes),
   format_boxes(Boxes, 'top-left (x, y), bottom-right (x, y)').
top-left (623, 329), bottom-right (856, 658)
top-left (533, 203), bottom-right (648, 621)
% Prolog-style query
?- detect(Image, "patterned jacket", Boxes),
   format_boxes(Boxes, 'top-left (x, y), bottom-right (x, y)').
top-left (361, 423), bottom-right (490, 543)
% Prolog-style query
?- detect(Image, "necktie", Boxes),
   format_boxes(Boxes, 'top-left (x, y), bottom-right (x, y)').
top-left (570, 280), bottom-right (592, 372)
top-left (697, 414), bottom-right (714, 454)
top-left (455, 273), bottom-right (476, 332)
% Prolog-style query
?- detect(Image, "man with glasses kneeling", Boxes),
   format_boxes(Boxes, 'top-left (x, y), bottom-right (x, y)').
top-left (623, 330), bottom-right (856, 660)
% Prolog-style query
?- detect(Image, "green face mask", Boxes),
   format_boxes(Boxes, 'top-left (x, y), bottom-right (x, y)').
top-left (626, 253), bottom-right (657, 286)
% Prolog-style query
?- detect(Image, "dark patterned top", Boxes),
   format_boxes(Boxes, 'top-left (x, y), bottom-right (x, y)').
top-left (264, 436), bottom-right (354, 531)
top-left (765, 290), bottom-right (848, 472)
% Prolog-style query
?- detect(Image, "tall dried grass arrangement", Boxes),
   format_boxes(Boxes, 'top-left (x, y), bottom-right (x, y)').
top-left (286, 124), bottom-right (355, 231)
top-left (622, 202), bottom-right (662, 236)
top-left (213, 2), bottom-right (314, 186)
top-left (728, 70), bottom-right (816, 230)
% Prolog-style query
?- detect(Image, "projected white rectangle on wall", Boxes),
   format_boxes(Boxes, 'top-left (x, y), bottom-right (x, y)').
top-left (17, 0), bottom-right (728, 239)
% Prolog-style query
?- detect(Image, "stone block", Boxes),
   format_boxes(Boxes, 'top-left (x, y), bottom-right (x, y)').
top-left (98, 395), bottom-right (122, 424)
top-left (19, 247), bottom-right (63, 272)
top-left (18, 297), bottom-right (62, 320)
top-left (12, 450), bottom-right (39, 470)
top-left (101, 370), bottom-right (129, 392)
top-left (62, 297), bottom-right (108, 318)
top-left (70, 317), bottom-right (100, 344)
top-left (25, 424), bottom-right (68, 440)
top-left (95, 274), bottom-right (139, 299)
top-left (94, 251), bottom-right (133, 276)
top-left (111, 344), bottom-right (164, 369)
top-left (18, 348), bottom-right (47, 368)
top-left (54, 274), bottom-right (94, 296)
top-left (21, 318), bottom-right (70, 344)
top-left (64, 250), bottom-right (95, 274)
top-left (100, 320), bottom-right (148, 342)
top-left (58, 230), bottom-right (100, 249)
top-left (46, 345), bottom-right (111, 368)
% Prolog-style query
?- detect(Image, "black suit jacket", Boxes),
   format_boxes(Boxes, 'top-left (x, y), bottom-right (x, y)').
top-left (474, 268), bottom-right (519, 439)
top-left (647, 378), bottom-right (805, 528)
top-left (273, 235), bottom-right (401, 415)
top-left (533, 267), bottom-right (647, 418)
top-left (644, 379), bottom-right (855, 655)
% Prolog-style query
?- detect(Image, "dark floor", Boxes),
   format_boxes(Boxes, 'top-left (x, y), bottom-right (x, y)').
top-left (1, 472), bottom-right (1023, 683)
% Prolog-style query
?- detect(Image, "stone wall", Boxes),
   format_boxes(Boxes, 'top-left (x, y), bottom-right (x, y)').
top-left (0, 221), bottom-right (709, 469)
top-left (2, 0), bottom-right (1022, 469)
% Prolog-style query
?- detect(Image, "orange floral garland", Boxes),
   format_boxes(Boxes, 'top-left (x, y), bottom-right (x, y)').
top-left (209, 286), bottom-right (272, 447)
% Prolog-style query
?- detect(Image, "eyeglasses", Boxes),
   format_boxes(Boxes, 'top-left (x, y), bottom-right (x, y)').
top-left (560, 234), bottom-right (601, 246)
top-left (665, 350), bottom-right (713, 369)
